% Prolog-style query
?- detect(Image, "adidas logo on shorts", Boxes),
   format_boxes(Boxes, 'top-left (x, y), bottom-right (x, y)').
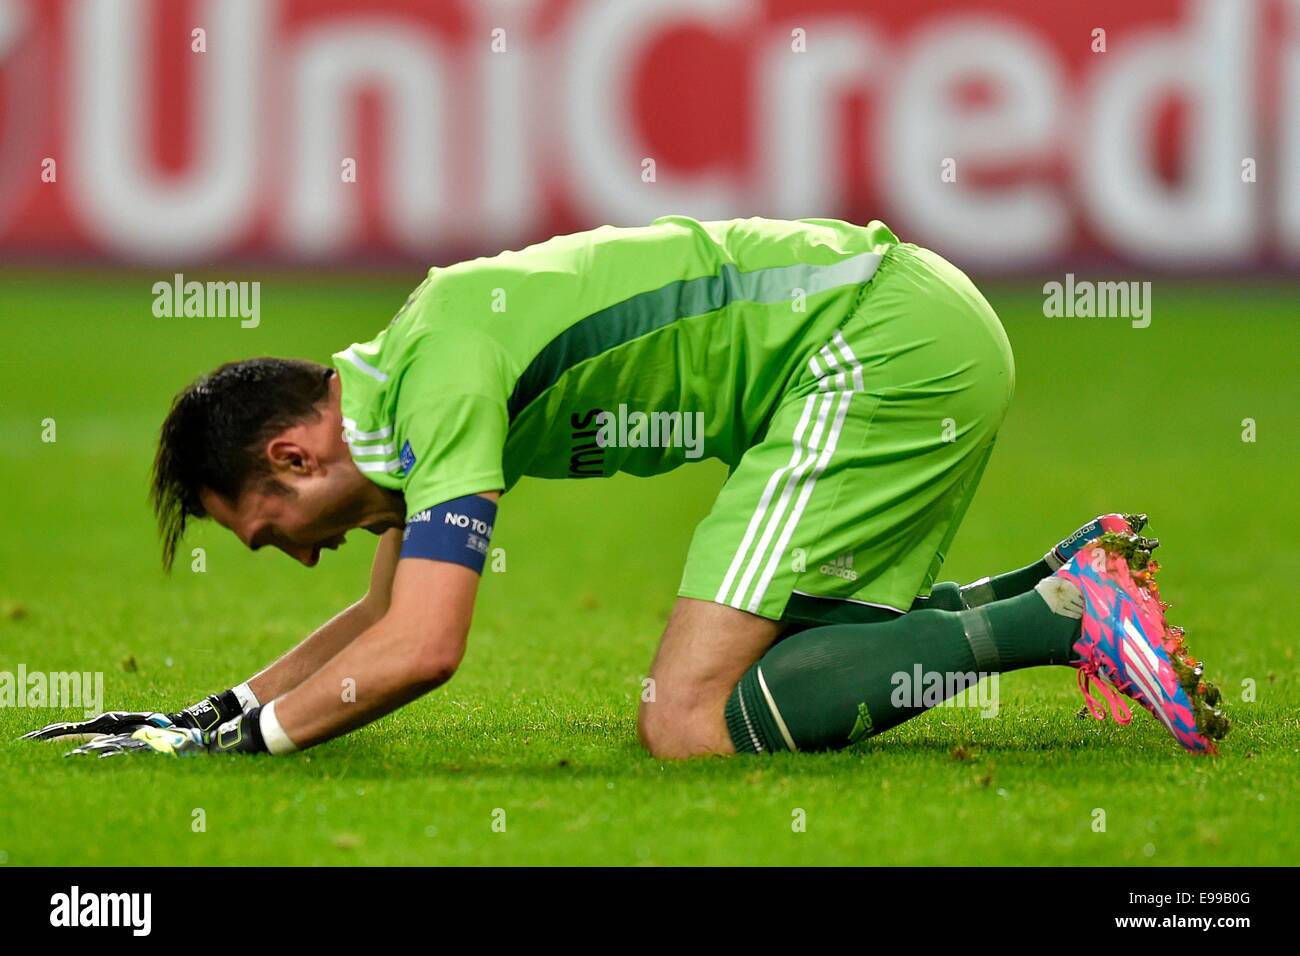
top-left (819, 552), bottom-right (858, 581)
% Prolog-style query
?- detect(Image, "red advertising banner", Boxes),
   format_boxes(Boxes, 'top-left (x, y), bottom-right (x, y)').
top-left (0, 0), bottom-right (1292, 269)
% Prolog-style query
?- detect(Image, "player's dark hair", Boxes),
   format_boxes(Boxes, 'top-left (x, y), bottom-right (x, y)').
top-left (151, 357), bottom-right (334, 571)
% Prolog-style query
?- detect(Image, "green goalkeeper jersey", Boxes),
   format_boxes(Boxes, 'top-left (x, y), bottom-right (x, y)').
top-left (331, 215), bottom-right (899, 519)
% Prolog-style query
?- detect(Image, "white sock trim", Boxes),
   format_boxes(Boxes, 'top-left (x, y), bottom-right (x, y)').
top-left (259, 700), bottom-right (299, 755)
top-left (232, 682), bottom-right (260, 712)
top-left (756, 666), bottom-right (799, 752)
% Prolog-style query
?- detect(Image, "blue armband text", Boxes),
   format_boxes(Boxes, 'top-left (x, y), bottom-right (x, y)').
top-left (400, 495), bottom-right (497, 573)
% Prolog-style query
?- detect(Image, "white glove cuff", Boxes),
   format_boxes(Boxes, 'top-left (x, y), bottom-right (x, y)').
top-left (232, 682), bottom-right (260, 712)
top-left (259, 700), bottom-right (299, 756)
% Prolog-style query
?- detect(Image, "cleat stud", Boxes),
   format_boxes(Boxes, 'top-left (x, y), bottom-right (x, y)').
top-left (1206, 709), bottom-right (1231, 740)
top-left (1123, 513), bottom-right (1149, 533)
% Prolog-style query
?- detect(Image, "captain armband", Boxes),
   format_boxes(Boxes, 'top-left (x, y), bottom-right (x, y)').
top-left (399, 495), bottom-right (497, 574)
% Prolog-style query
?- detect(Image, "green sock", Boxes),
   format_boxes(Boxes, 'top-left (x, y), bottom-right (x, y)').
top-left (727, 588), bottom-right (1080, 754)
top-left (917, 559), bottom-right (1054, 611)
top-left (917, 516), bottom-right (1124, 612)
top-left (914, 581), bottom-right (964, 611)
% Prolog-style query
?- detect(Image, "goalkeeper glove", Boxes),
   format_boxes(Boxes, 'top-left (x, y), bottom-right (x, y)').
top-left (65, 709), bottom-right (268, 757)
top-left (21, 688), bottom-right (252, 741)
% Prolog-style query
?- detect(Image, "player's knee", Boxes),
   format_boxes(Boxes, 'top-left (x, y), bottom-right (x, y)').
top-left (638, 720), bottom-right (699, 760)
top-left (636, 700), bottom-right (671, 756)
top-left (637, 697), bottom-right (724, 760)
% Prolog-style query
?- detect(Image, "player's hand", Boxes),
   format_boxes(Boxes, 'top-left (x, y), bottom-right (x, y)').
top-left (22, 689), bottom-right (246, 741)
top-left (65, 712), bottom-right (266, 758)
top-left (66, 725), bottom-right (209, 758)
top-left (21, 711), bottom-right (177, 742)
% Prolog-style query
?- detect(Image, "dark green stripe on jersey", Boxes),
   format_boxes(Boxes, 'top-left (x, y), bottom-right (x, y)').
top-left (506, 251), bottom-right (884, 421)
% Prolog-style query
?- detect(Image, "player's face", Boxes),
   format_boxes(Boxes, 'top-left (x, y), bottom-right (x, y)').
top-left (200, 480), bottom-right (356, 568)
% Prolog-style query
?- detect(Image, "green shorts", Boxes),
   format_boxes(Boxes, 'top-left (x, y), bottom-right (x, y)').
top-left (677, 242), bottom-right (1015, 622)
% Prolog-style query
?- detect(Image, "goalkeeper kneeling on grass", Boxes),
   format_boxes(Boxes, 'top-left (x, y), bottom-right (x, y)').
top-left (23, 216), bottom-right (1229, 760)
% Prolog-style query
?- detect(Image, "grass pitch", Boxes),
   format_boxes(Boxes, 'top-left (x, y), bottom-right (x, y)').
top-left (1, 270), bottom-right (1296, 866)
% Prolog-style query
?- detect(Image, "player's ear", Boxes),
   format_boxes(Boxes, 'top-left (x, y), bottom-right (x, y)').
top-left (265, 436), bottom-right (318, 476)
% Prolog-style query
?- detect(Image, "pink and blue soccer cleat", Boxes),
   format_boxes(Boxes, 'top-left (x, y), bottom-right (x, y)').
top-left (1053, 531), bottom-right (1228, 754)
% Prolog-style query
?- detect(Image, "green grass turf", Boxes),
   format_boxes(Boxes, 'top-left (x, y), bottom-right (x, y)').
top-left (0, 268), bottom-right (1296, 866)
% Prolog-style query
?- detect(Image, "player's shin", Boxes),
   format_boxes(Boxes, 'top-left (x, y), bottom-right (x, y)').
top-left (726, 581), bottom-right (1082, 753)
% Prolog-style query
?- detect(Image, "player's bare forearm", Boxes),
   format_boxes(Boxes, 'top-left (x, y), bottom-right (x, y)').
top-left (246, 529), bottom-right (402, 702)
top-left (269, 558), bottom-right (480, 749)
top-left (41, 498), bottom-right (495, 757)
top-left (245, 598), bottom-right (380, 703)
